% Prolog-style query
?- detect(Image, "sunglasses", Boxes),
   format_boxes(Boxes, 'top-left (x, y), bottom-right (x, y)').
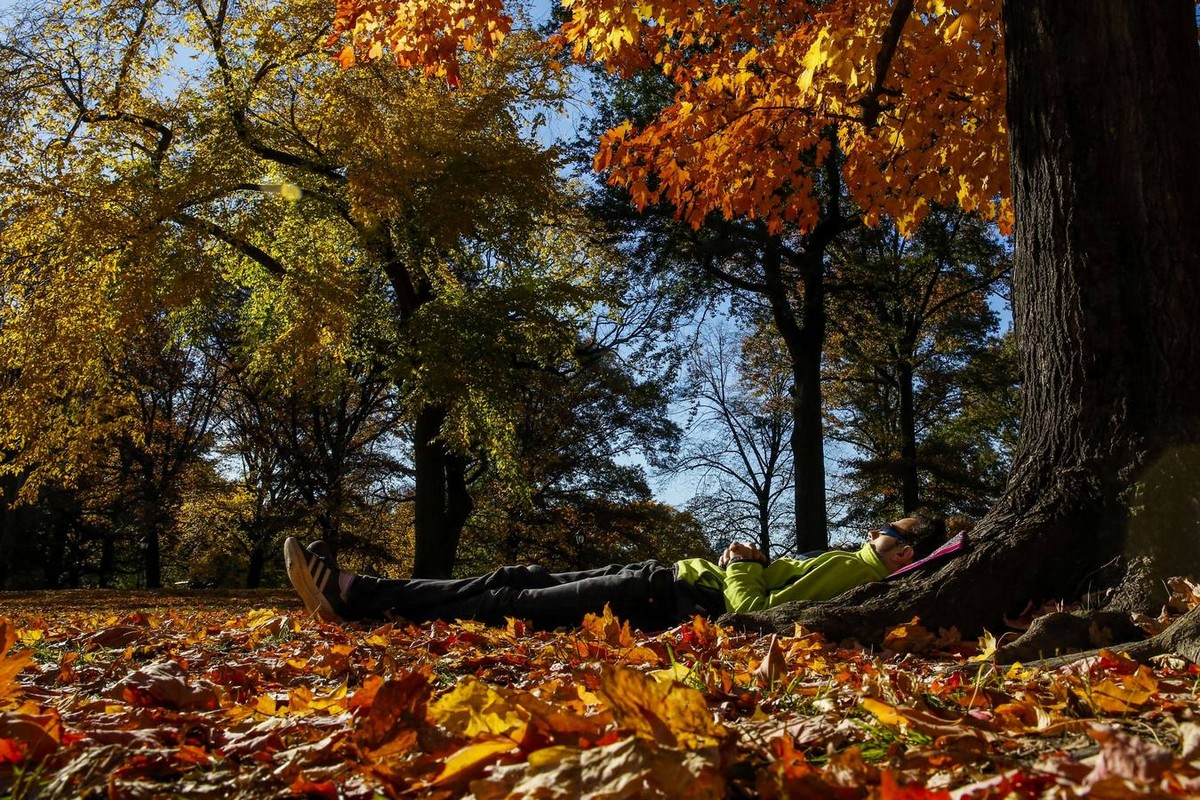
top-left (877, 523), bottom-right (912, 545)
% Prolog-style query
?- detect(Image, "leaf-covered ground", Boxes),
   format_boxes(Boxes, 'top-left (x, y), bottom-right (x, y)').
top-left (3, 589), bottom-right (1200, 798)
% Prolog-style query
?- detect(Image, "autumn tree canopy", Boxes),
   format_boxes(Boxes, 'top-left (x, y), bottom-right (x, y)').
top-left (330, 0), bottom-right (1010, 235)
top-left (823, 207), bottom-right (1015, 529)
top-left (0, 0), bottom-right (678, 583)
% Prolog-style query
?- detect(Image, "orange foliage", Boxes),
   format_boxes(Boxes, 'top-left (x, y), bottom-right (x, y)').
top-left (6, 595), bottom-right (1200, 797)
top-left (329, 0), bottom-right (513, 85)
top-left (330, 0), bottom-right (1011, 235)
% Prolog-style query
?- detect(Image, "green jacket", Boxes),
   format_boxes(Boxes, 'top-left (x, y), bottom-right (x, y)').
top-left (673, 542), bottom-right (890, 613)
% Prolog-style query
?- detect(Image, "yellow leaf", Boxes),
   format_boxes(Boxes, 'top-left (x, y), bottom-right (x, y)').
top-left (862, 698), bottom-right (989, 741)
top-left (430, 677), bottom-right (529, 740)
top-left (801, 33), bottom-right (828, 70)
top-left (255, 693), bottom-right (278, 716)
top-left (650, 662), bottom-right (697, 684)
top-left (432, 738), bottom-right (519, 786)
top-left (597, 664), bottom-right (727, 749)
top-left (882, 616), bottom-right (936, 653)
top-left (1079, 666), bottom-right (1158, 713)
top-left (861, 697), bottom-right (905, 727)
top-left (0, 622), bottom-right (34, 701)
top-left (16, 629), bottom-right (43, 647)
top-left (580, 604), bottom-right (635, 647)
top-left (245, 608), bottom-right (279, 629)
top-left (970, 629), bottom-right (999, 661)
top-left (798, 67), bottom-right (815, 93)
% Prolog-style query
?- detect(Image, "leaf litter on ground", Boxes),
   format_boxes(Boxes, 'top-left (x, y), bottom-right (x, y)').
top-left (3, 587), bottom-right (1200, 798)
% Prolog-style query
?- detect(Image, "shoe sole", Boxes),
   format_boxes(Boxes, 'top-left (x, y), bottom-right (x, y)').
top-left (283, 537), bottom-right (343, 622)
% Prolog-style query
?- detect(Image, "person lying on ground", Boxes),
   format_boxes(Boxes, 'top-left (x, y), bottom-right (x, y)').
top-left (283, 513), bottom-right (945, 630)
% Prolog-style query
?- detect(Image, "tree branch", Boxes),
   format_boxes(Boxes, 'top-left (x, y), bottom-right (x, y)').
top-left (171, 212), bottom-right (286, 277)
top-left (860, 0), bottom-right (915, 130)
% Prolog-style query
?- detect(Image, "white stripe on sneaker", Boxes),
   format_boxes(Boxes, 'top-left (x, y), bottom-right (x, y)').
top-left (306, 551), bottom-right (331, 593)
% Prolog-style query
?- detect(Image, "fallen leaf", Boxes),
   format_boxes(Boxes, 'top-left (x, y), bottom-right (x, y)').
top-left (753, 634), bottom-right (787, 686)
top-left (884, 617), bottom-right (936, 654)
top-left (1086, 724), bottom-right (1173, 785)
top-left (430, 677), bottom-right (530, 740)
top-left (467, 736), bottom-right (723, 800)
top-left (107, 660), bottom-right (218, 710)
top-left (597, 664), bottom-right (728, 749)
top-left (431, 737), bottom-right (519, 787)
top-left (1076, 665), bottom-right (1158, 713)
top-left (0, 622), bottom-right (33, 701)
top-left (354, 670), bottom-right (431, 752)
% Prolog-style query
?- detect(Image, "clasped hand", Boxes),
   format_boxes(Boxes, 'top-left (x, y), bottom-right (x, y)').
top-left (718, 541), bottom-right (769, 567)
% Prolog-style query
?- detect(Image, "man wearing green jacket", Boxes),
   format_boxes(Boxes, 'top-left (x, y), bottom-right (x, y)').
top-left (285, 513), bottom-right (945, 629)
top-left (675, 514), bottom-right (943, 614)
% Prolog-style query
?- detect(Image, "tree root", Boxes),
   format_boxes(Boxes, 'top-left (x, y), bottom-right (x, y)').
top-left (992, 610), bottom-right (1145, 664)
top-left (1019, 605), bottom-right (1200, 669)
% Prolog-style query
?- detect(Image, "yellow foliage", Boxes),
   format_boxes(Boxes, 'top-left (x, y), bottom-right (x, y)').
top-left (0, 0), bottom-right (586, 500)
top-left (596, 663), bottom-right (729, 749)
top-left (430, 676), bottom-right (531, 739)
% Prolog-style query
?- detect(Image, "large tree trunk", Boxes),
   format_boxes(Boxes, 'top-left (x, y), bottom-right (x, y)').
top-left (245, 543), bottom-right (265, 589)
top-left (412, 405), bottom-right (473, 577)
top-left (728, 0), bottom-right (1200, 642)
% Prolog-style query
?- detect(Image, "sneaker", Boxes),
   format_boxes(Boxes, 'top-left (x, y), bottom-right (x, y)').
top-left (306, 540), bottom-right (339, 574)
top-left (284, 537), bottom-right (348, 622)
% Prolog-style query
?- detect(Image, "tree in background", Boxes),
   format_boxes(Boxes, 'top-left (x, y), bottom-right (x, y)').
top-left (823, 208), bottom-right (1016, 531)
top-left (668, 323), bottom-right (794, 557)
top-left (0, 0), bottom-right (634, 580)
top-left (456, 284), bottom-right (688, 573)
top-left (0, 327), bottom-right (223, 589)
top-left (571, 35), bottom-right (852, 554)
top-left (104, 330), bottom-right (224, 588)
top-left (209, 350), bottom-right (407, 586)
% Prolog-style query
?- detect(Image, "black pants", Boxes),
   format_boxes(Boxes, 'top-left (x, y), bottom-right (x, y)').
top-left (345, 560), bottom-right (707, 630)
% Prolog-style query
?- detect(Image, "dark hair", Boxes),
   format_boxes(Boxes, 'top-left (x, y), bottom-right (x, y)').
top-left (904, 509), bottom-right (947, 559)
top-left (945, 514), bottom-right (976, 537)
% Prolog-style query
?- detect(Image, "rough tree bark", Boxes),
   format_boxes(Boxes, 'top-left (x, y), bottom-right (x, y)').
top-left (726, 0), bottom-right (1200, 644)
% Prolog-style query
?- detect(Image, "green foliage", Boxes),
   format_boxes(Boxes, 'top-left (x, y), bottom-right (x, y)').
top-left (823, 208), bottom-right (1017, 529)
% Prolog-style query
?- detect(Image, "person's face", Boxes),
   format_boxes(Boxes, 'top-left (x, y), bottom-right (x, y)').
top-left (868, 517), bottom-right (918, 573)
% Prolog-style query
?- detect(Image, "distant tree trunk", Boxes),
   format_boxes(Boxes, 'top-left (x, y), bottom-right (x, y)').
top-left (412, 405), bottom-right (473, 577)
top-left (897, 362), bottom-right (919, 512)
top-left (144, 513), bottom-right (162, 589)
top-left (246, 543), bottom-right (265, 589)
top-left (765, 235), bottom-right (829, 553)
top-left (387, 261), bottom-right (475, 577)
top-left (444, 450), bottom-right (474, 553)
top-left (46, 510), bottom-right (68, 589)
top-left (757, 489), bottom-right (772, 556)
top-left (97, 533), bottom-right (113, 589)
top-left (728, 0), bottom-right (1200, 642)
top-left (0, 475), bottom-right (13, 589)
